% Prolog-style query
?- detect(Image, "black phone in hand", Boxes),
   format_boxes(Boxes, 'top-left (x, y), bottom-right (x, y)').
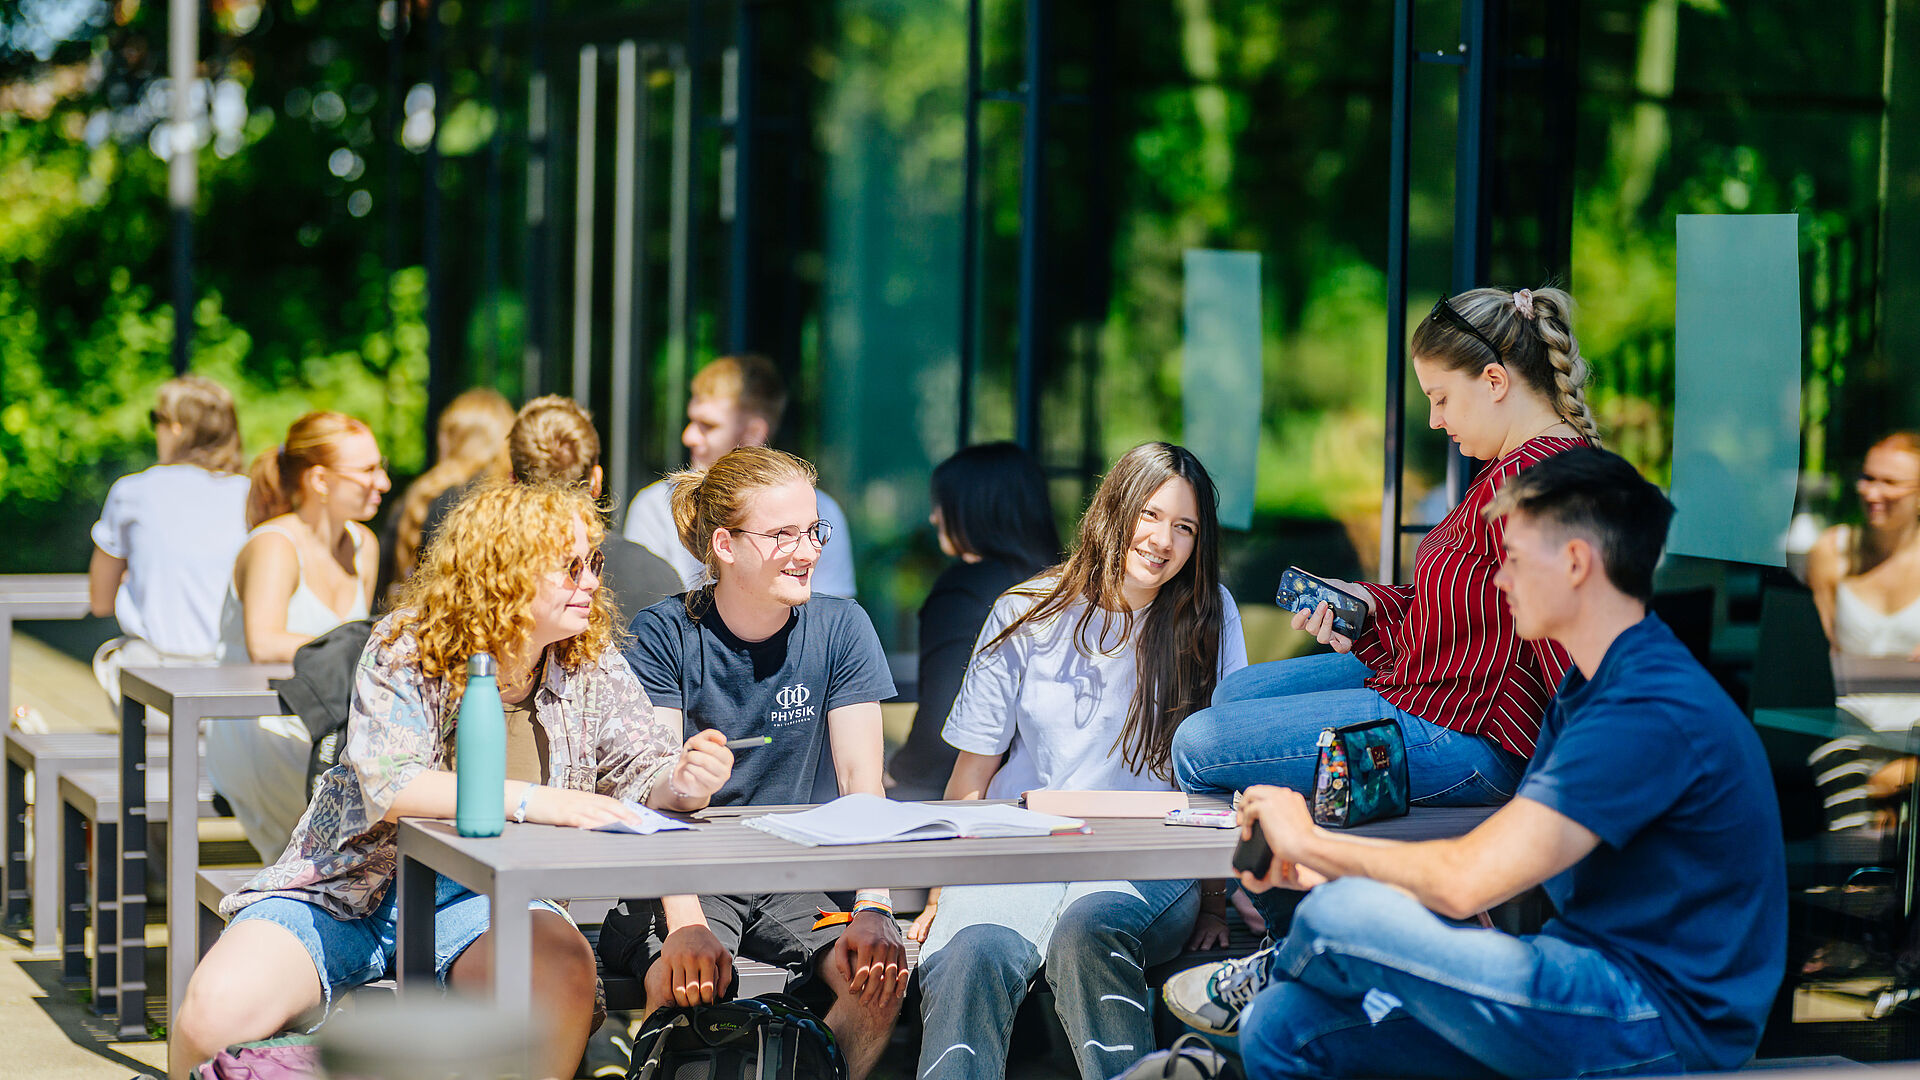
top-left (1275, 566), bottom-right (1368, 638)
top-left (1231, 824), bottom-right (1273, 879)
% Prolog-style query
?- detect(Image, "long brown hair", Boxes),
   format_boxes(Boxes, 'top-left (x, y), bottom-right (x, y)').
top-left (1410, 285), bottom-right (1601, 446)
top-left (153, 374), bottom-right (243, 474)
top-left (244, 411), bottom-right (374, 527)
top-left (985, 442), bottom-right (1224, 780)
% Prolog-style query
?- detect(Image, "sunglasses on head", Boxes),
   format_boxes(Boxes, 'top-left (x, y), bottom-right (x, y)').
top-left (562, 548), bottom-right (606, 588)
top-left (1427, 297), bottom-right (1504, 365)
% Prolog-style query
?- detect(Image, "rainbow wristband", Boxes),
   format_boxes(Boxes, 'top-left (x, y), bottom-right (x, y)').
top-left (852, 889), bottom-right (893, 917)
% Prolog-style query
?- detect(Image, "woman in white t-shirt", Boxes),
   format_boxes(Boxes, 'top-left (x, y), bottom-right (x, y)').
top-left (208, 410), bottom-right (389, 859)
top-left (89, 375), bottom-right (251, 707)
top-left (907, 442), bottom-right (1248, 1080)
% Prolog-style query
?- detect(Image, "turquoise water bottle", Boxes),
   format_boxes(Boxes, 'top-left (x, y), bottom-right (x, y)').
top-left (455, 653), bottom-right (506, 837)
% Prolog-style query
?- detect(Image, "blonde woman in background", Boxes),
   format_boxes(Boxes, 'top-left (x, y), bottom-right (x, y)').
top-left (379, 386), bottom-right (515, 604)
top-left (209, 411), bottom-right (388, 860)
top-left (89, 375), bottom-right (252, 710)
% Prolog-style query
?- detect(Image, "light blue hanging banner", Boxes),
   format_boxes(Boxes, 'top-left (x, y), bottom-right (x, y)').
top-left (1667, 214), bottom-right (1802, 566)
top-left (1183, 249), bottom-right (1264, 531)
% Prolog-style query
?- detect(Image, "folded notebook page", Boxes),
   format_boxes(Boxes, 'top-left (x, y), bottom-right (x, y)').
top-left (591, 801), bottom-right (694, 835)
top-left (744, 793), bottom-right (1086, 847)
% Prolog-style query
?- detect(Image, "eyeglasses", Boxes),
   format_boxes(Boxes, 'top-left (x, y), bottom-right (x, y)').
top-left (1856, 473), bottom-right (1920, 493)
top-left (561, 548), bottom-right (606, 589)
top-left (728, 519), bottom-right (833, 554)
top-left (327, 458), bottom-right (390, 482)
top-left (1428, 297), bottom-right (1504, 365)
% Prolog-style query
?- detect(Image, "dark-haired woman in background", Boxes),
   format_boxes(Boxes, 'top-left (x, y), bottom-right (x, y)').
top-left (885, 443), bottom-right (1061, 800)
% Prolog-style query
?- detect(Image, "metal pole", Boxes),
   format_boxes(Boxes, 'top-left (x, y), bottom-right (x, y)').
top-left (572, 45), bottom-right (600, 407)
top-left (611, 41), bottom-right (640, 506)
top-left (481, 0), bottom-right (506, 384)
top-left (168, 0), bottom-right (198, 374)
top-left (726, 0), bottom-right (756, 354)
top-left (424, 0), bottom-right (450, 431)
top-left (522, 0), bottom-right (550, 397)
top-left (957, 0), bottom-right (982, 450)
top-left (1379, 0), bottom-right (1414, 584)
top-left (1014, 0), bottom-right (1050, 453)
top-left (668, 48), bottom-right (693, 463)
top-left (1448, 0), bottom-right (1500, 503)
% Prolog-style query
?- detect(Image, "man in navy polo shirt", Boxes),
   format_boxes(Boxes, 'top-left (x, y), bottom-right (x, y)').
top-left (1163, 447), bottom-right (1785, 1077)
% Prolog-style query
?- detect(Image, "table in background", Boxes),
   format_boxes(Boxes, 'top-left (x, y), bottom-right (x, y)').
top-left (394, 801), bottom-right (1495, 1019)
top-left (118, 663), bottom-right (289, 1039)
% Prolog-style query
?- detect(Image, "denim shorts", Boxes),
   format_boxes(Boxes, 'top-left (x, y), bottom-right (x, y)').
top-left (227, 873), bottom-right (566, 1019)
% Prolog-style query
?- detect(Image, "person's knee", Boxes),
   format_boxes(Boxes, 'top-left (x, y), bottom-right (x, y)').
top-left (177, 958), bottom-right (289, 1050)
top-left (1288, 878), bottom-right (1407, 954)
top-left (531, 916), bottom-right (596, 1004)
top-left (918, 925), bottom-right (1034, 1000)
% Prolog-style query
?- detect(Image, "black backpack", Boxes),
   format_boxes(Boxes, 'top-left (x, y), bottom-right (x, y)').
top-left (269, 618), bottom-right (375, 797)
top-left (625, 995), bottom-right (847, 1080)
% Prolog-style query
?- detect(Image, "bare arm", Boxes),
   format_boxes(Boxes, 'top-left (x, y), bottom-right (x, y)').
top-left (638, 706), bottom-right (734, 813)
top-left (1239, 785), bottom-right (1599, 920)
top-left (381, 771), bottom-right (649, 829)
top-left (1806, 527), bottom-right (1846, 650)
top-left (234, 532), bottom-right (312, 663)
top-left (827, 701), bottom-right (887, 797)
top-left (942, 750), bottom-right (1002, 801)
top-left (89, 546), bottom-right (126, 618)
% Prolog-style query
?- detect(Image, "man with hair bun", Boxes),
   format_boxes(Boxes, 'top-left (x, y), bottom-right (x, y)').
top-left (1163, 447), bottom-right (1785, 1080)
top-left (508, 394), bottom-right (681, 618)
top-left (624, 354), bottom-right (859, 597)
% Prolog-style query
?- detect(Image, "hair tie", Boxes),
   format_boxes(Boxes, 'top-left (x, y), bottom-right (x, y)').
top-left (1512, 289), bottom-right (1536, 320)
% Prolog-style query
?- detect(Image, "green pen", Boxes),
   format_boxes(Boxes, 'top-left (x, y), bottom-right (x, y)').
top-left (724, 735), bottom-right (773, 750)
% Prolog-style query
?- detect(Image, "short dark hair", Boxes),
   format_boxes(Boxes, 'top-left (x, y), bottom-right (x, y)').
top-left (1485, 446), bottom-right (1673, 603)
top-left (931, 442), bottom-right (1062, 576)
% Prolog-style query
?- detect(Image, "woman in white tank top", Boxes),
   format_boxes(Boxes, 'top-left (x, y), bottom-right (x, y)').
top-left (209, 411), bottom-right (388, 860)
top-left (1805, 432), bottom-right (1920, 835)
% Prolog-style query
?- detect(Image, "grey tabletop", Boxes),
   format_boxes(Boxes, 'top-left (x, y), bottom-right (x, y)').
top-left (393, 800), bottom-right (1496, 1028)
top-left (0, 572), bottom-right (90, 609)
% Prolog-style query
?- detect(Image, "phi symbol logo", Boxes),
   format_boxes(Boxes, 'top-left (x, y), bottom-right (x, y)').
top-left (775, 684), bottom-right (812, 710)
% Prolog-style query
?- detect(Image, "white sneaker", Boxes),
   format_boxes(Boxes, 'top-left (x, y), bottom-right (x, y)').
top-left (1161, 946), bottom-right (1277, 1035)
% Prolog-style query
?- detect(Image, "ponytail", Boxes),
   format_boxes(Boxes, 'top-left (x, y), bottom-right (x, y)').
top-left (245, 445), bottom-right (293, 528)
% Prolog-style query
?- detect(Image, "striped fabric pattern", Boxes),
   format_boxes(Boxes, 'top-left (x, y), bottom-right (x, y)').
top-left (1352, 436), bottom-right (1583, 760)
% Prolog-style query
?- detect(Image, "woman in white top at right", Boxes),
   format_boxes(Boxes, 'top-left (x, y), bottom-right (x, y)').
top-left (89, 375), bottom-right (251, 709)
top-left (208, 410), bottom-right (388, 860)
top-left (1805, 431), bottom-right (1920, 833)
top-left (906, 443), bottom-right (1248, 1080)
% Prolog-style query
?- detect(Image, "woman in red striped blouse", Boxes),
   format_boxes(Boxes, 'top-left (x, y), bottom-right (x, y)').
top-left (1172, 286), bottom-right (1597, 822)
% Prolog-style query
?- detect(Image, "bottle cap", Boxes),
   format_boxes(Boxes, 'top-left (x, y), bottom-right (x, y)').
top-left (468, 653), bottom-right (497, 677)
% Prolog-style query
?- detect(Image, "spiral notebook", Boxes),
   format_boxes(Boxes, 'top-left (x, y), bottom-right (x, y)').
top-left (743, 793), bottom-right (1086, 847)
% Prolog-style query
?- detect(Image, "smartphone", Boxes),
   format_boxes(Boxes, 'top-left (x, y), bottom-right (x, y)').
top-left (1231, 825), bottom-right (1274, 878)
top-left (1164, 807), bottom-right (1238, 829)
top-left (1276, 566), bottom-right (1368, 638)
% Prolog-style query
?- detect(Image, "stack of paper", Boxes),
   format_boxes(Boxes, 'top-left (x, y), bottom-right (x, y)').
top-left (744, 793), bottom-right (1086, 847)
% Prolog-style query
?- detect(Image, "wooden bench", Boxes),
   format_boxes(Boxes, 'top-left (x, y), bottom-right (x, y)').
top-left (4, 730), bottom-right (168, 954)
top-left (59, 766), bottom-right (220, 1016)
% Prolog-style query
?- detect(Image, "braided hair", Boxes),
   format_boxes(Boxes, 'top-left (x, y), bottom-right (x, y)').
top-left (1410, 285), bottom-right (1601, 447)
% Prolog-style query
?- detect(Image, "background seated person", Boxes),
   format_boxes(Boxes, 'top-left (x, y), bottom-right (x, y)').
top-left (175, 482), bottom-right (732, 1080)
top-left (907, 443), bottom-right (1247, 1080)
top-left (624, 353), bottom-right (858, 597)
top-left (1163, 447), bottom-right (1785, 1080)
top-left (508, 394), bottom-right (682, 618)
top-left (601, 446), bottom-right (904, 1080)
top-left (1170, 286), bottom-right (1597, 930)
top-left (886, 441), bottom-right (1061, 800)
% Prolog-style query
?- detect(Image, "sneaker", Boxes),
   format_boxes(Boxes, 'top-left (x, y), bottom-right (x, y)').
top-left (1161, 946), bottom-right (1277, 1035)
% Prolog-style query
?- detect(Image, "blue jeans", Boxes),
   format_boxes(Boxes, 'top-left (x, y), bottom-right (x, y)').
top-left (1240, 878), bottom-right (1681, 1080)
top-left (1171, 653), bottom-right (1526, 805)
top-left (917, 878), bottom-right (1198, 1080)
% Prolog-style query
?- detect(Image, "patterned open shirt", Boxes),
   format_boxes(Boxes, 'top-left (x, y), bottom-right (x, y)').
top-left (221, 612), bottom-right (680, 920)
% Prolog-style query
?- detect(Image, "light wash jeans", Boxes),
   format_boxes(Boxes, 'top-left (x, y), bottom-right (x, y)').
top-left (1170, 652), bottom-right (1526, 804)
top-left (916, 878), bottom-right (1198, 1080)
top-left (1240, 878), bottom-right (1681, 1079)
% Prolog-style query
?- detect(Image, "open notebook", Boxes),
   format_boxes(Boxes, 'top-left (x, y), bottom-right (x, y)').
top-left (744, 793), bottom-right (1086, 847)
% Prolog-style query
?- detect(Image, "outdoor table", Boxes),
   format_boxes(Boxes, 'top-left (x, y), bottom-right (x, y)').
top-left (1832, 653), bottom-right (1920, 696)
top-left (393, 801), bottom-right (1495, 1021)
top-left (118, 663), bottom-right (290, 1039)
top-left (0, 574), bottom-right (92, 936)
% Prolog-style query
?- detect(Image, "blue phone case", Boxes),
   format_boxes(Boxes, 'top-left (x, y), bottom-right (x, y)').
top-left (1275, 567), bottom-right (1367, 637)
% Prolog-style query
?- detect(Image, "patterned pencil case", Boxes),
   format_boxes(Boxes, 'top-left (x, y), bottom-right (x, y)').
top-left (1311, 718), bottom-right (1410, 828)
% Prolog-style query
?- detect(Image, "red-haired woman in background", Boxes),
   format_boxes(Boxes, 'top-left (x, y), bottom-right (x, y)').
top-left (209, 411), bottom-right (389, 860)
